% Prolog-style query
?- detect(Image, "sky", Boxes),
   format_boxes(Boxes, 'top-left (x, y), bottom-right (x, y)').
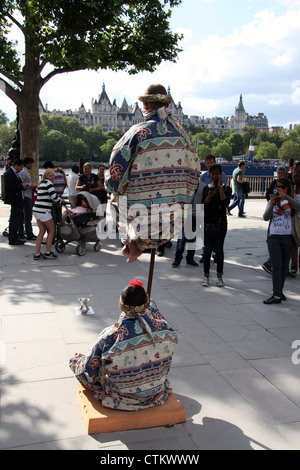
top-left (1, 0), bottom-right (300, 128)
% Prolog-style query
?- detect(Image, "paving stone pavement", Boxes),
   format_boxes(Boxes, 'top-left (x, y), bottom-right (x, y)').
top-left (0, 199), bottom-right (300, 451)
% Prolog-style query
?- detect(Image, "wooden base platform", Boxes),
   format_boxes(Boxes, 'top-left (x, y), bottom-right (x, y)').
top-left (77, 385), bottom-right (186, 434)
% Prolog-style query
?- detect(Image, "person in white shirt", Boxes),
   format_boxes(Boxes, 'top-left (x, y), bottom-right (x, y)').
top-left (67, 164), bottom-right (80, 207)
top-left (263, 178), bottom-right (300, 304)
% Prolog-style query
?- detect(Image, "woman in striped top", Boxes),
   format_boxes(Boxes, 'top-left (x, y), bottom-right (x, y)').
top-left (32, 169), bottom-right (62, 260)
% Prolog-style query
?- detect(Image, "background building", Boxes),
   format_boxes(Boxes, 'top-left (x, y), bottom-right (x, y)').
top-left (47, 86), bottom-right (268, 135)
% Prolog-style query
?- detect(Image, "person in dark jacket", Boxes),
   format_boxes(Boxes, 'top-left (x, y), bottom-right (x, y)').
top-left (201, 165), bottom-right (232, 287)
top-left (3, 158), bottom-right (28, 245)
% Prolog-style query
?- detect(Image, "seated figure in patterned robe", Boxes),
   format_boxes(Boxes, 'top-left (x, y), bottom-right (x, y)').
top-left (105, 84), bottom-right (200, 262)
top-left (69, 279), bottom-right (178, 411)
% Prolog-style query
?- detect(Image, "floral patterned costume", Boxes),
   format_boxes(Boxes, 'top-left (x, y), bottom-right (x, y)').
top-left (105, 106), bottom-right (200, 250)
top-left (69, 300), bottom-right (178, 410)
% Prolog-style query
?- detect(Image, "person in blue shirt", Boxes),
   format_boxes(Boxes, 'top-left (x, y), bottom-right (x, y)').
top-left (200, 154), bottom-right (227, 186)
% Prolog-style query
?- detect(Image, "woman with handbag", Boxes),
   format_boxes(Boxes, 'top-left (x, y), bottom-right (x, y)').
top-left (263, 178), bottom-right (300, 304)
top-left (201, 165), bottom-right (232, 287)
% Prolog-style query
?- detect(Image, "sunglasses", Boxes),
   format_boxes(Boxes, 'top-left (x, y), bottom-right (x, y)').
top-left (276, 185), bottom-right (286, 189)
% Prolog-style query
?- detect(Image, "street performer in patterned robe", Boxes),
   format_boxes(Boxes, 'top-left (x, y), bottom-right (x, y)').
top-left (105, 84), bottom-right (200, 262)
top-left (69, 279), bottom-right (178, 410)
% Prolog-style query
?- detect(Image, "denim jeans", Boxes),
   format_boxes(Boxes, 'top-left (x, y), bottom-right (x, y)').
top-left (203, 224), bottom-right (227, 276)
top-left (267, 235), bottom-right (295, 297)
top-left (174, 215), bottom-right (197, 263)
top-left (228, 188), bottom-right (245, 216)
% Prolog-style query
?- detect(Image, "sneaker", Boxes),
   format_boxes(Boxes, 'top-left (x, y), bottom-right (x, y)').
top-left (172, 260), bottom-right (180, 268)
top-left (43, 251), bottom-right (58, 259)
top-left (289, 269), bottom-right (297, 278)
top-left (263, 296), bottom-right (281, 305)
top-left (186, 259), bottom-right (199, 267)
top-left (9, 240), bottom-right (25, 245)
top-left (202, 275), bottom-right (209, 287)
top-left (262, 263), bottom-right (272, 275)
top-left (33, 253), bottom-right (44, 260)
top-left (216, 275), bottom-right (224, 287)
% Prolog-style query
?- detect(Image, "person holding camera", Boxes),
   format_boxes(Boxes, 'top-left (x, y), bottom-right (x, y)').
top-left (201, 164), bottom-right (232, 287)
top-left (263, 178), bottom-right (300, 304)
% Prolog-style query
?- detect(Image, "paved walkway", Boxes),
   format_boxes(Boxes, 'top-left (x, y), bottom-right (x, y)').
top-left (0, 199), bottom-right (300, 450)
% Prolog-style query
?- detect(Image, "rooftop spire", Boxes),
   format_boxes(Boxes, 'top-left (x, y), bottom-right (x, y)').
top-left (236, 94), bottom-right (245, 113)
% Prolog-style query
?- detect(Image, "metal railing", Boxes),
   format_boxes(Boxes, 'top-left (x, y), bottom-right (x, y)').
top-left (227, 176), bottom-right (274, 197)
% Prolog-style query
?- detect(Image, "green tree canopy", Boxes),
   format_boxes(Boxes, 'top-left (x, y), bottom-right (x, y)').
top-left (0, 109), bottom-right (9, 125)
top-left (85, 126), bottom-right (106, 159)
top-left (38, 112), bottom-right (122, 162)
top-left (197, 144), bottom-right (211, 160)
top-left (100, 138), bottom-right (119, 162)
top-left (0, 121), bottom-right (15, 156)
top-left (0, 0), bottom-right (182, 181)
top-left (241, 126), bottom-right (258, 151)
top-left (40, 129), bottom-right (67, 161)
top-left (278, 140), bottom-right (300, 162)
top-left (224, 130), bottom-right (244, 156)
top-left (254, 142), bottom-right (278, 161)
top-left (211, 141), bottom-right (232, 161)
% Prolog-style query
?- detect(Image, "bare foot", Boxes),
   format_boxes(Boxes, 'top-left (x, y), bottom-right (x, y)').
top-left (122, 245), bottom-right (130, 257)
top-left (122, 241), bottom-right (142, 263)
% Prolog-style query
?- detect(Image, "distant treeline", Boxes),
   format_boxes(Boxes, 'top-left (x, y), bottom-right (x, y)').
top-left (1, 109), bottom-right (300, 162)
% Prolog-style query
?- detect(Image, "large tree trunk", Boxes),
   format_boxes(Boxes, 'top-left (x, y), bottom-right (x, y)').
top-left (18, 92), bottom-right (41, 184)
top-left (18, 40), bottom-right (42, 184)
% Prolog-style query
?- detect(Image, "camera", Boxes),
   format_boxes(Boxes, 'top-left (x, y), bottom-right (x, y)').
top-left (273, 189), bottom-right (279, 196)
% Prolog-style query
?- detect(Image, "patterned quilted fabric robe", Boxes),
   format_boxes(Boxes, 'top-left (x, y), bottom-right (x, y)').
top-left (106, 107), bottom-right (200, 249)
top-left (69, 300), bottom-right (178, 410)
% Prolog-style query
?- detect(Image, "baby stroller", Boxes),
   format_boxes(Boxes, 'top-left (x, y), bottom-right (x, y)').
top-left (55, 191), bottom-right (103, 256)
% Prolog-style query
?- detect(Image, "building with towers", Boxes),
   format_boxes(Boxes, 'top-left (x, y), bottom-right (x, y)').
top-left (47, 86), bottom-right (268, 136)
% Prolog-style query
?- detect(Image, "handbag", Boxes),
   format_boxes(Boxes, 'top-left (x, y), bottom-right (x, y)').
top-left (242, 181), bottom-right (250, 197)
top-left (292, 214), bottom-right (300, 246)
top-left (204, 222), bottom-right (221, 237)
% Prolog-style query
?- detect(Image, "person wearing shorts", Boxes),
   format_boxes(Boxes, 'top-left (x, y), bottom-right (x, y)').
top-left (32, 169), bottom-right (62, 260)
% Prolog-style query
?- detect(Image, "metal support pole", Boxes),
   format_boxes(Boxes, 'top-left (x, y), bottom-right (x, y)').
top-left (147, 248), bottom-right (156, 296)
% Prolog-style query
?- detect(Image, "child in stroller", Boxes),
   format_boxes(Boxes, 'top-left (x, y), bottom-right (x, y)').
top-left (55, 191), bottom-right (102, 256)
